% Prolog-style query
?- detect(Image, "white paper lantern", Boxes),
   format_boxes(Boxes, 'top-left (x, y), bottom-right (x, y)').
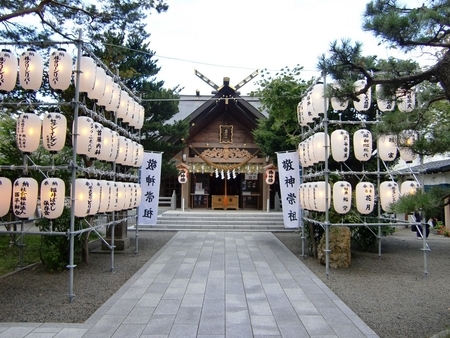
top-left (99, 180), bottom-right (113, 213)
top-left (376, 84), bottom-right (395, 112)
top-left (91, 122), bottom-right (104, 159)
top-left (40, 178), bottom-right (65, 219)
top-left (356, 182), bottom-right (375, 214)
top-left (0, 49), bottom-right (18, 92)
top-left (397, 88), bottom-right (415, 112)
top-left (117, 90), bottom-right (130, 120)
top-left (0, 177), bottom-right (12, 217)
top-left (311, 83), bottom-right (328, 115)
top-left (306, 137), bottom-right (315, 166)
top-left (265, 168), bottom-right (276, 185)
top-left (116, 182), bottom-right (127, 211)
top-left (135, 105), bottom-right (145, 130)
top-left (353, 129), bottom-right (372, 162)
top-left (19, 49), bottom-right (43, 91)
top-left (73, 179), bottom-right (93, 217)
top-left (49, 48), bottom-right (73, 91)
top-left (105, 82), bottom-right (121, 113)
top-left (305, 183), bottom-right (313, 210)
top-left (97, 127), bottom-right (113, 162)
top-left (16, 113), bottom-right (41, 153)
top-left (111, 182), bottom-right (120, 211)
top-left (298, 141), bottom-right (309, 167)
top-left (96, 75), bottom-right (113, 107)
top-left (123, 98), bottom-right (136, 125)
top-left (74, 56), bottom-right (96, 93)
top-left (353, 80), bottom-right (371, 111)
top-left (305, 91), bottom-right (319, 120)
top-left (330, 84), bottom-right (348, 111)
top-left (130, 141), bottom-right (139, 167)
top-left (377, 135), bottom-right (397, 161)
top-left (12, 177), bottom-right (38, 218)
top-left (134, 184), bottom-right (142, 208)
top-left (124, 183), bottom-right (134, 210)
top-left (400, 181), bottom-right (420, 196)
top-left (135, 143), bottom-right (144, 167)
top-left (110, 131), bottom-right (120, 161)
top-left (297, 101), bottom-right (303, 126)
top-left (42, 113), bottom-right (67, 152)
top-left (312, 132), bottom-right (329, 163)
top-left (178, 168), bottom-right (189, 184)
top-left (89, 180), bottom-right (101, 215)
top-left (333, 181), bottom-right (352, 214)
top-left (298, 184), bottom-right (305, 209)
top-left (87, 66), bottom-right (106, 101)
top-left (398, 130), bottom-right (417, 163)
top-left (117, 136), bottom-right (131, 165)
top-left (330, 129), bottom-right (350, 162)
top-left (74, 116), bottom-right (95, 155)
top-left (380, 181), bottom-right (399, 213)
top-left (125, 141), bottom-right (136, 166)
top-left (312, 181), bottom-right (331, 212)
top-left (301, 97), bottom-right (314, 125)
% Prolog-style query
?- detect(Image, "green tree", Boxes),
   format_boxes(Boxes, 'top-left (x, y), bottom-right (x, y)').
top-left (0, 0), bottom-right (168, 42)
top-left (318, 0), bottom-right (450, 219)
top-left (251, 66), bottom-right (311, 163)
top-left (319, 0), bottom-right (450, 104)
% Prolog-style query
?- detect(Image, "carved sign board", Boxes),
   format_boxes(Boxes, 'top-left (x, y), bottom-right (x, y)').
top-left (220, 125), bottom-right (233, 143)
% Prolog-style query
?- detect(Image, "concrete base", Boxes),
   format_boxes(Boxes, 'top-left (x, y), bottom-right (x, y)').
top-left (101, 237), bottom-right (130, 251)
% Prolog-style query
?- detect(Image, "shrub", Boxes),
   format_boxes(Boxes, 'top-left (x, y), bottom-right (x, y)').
top-left (35, 207), bottom-right (83, 272)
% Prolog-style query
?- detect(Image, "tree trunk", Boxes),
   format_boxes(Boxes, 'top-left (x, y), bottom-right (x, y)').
top-left (434, 50), bottom-right (450, 101)
top-left (309, 224), bottom-right (318, 258)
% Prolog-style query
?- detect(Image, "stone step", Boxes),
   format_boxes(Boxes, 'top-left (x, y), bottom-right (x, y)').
top-left (136, 210), bottom-right (294, 232)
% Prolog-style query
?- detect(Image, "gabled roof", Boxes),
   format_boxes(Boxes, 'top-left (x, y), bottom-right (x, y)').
top-left (165, 82), bottom-right (266, 144)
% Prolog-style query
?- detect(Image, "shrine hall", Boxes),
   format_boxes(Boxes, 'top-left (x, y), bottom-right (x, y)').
top-left (161, 70), bottom-right (280, 211)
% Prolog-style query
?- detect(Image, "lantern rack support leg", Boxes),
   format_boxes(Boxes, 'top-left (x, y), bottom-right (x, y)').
top-left (378, 225), bottom-right (382, 260)
top-left (17, 220), bottom-right (25, 268)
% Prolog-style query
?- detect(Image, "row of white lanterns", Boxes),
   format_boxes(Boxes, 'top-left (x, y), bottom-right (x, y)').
top-left (16, 113), bottom-right (144, 167)
top-left (297, 82), bottom-right (416, 126)
top-left (0, 176), bottom-right (142, 219)
top-left (298, 129), bottom-right (417, 167)
top-left (76, 116), bottom-right (144, 166)
top-left (0, 48), bottom-right (144, 129)
top-left (299, 180), bottom-right (420, 214)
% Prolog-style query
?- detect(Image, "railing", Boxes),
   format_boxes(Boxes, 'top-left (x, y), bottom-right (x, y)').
top-left (159, 190), bottom-right (176, 210)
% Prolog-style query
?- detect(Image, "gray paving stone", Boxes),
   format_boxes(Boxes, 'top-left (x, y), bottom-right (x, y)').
top-left (250, 315), bottom-right (280, 336)
top-left (141, 314), bottom-right (175, 336)
top-left (0, 231), bottom-right (379, 338)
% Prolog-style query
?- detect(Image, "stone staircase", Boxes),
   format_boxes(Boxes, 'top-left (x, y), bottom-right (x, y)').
top-left (137, 209), bottom-right (294, 232)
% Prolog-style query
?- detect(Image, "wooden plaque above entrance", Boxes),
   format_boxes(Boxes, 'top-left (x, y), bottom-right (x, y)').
top-left (219, 125), bottom-right (233, 143)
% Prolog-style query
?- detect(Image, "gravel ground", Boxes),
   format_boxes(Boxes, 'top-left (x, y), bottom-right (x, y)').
top-left (274, 226), bottom-right (450, 338)
top-left (0, 227), bottom-right (449, 338)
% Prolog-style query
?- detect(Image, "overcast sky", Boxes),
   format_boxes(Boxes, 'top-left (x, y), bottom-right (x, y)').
top-left (146, 0), bottom-right (426, 96)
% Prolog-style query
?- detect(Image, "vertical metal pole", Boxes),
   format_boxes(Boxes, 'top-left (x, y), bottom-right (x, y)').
top-left (376, 110), bottom-right (382, 260)
top-left (419, 156), bottom-right (428, 277)
top-left (68, 30), bottom-right (83, 303)
top-left (323, 73), bottom-right (331, 278)
top-left (19, 219), bottom-right (25, 268)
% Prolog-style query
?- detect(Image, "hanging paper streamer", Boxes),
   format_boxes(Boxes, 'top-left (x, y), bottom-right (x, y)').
top-left (138, 152), bottom-right (162, 226)
top-left (276, 151), bottom-right (301, 229)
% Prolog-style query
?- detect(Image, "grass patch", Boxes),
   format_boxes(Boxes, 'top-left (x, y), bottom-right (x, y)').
top-left (0, 234), bottom-right (41, 276)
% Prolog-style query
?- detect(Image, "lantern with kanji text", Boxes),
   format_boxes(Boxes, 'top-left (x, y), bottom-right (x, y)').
top-left (40, 178), bottom-right (65, 219)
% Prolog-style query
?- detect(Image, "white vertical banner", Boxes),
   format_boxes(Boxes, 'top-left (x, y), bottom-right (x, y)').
top-left (138, 152), bottom-right (162, 226)
top-left (276, 151), bottom-right (301, 228)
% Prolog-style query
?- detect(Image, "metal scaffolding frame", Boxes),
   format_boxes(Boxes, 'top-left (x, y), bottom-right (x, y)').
top-left (298, 73), bottom-right (430, 278)
top-left (0, 31), bottom-right (142, 302)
